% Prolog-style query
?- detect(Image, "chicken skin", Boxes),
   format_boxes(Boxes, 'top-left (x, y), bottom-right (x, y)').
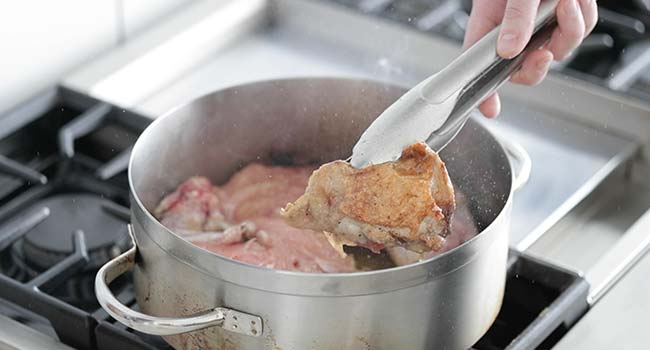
top-left (282, 142), bottom-right (455, 253)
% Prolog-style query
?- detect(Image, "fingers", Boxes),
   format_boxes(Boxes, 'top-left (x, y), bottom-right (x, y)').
top-left (464, 0), bottom-right (506, 49)
top-left (511, 49), bottom-right (554, 85)
top-left (479, 93), bottom-right (501, 119)
top-left (578, 0), bottom-right (598, 35)
top-left (497, 0), bottom-right (540, 58)
top-left (547, 0), bottom-right (586, 60)
top-left (465, 0), bottom-right (506, 118)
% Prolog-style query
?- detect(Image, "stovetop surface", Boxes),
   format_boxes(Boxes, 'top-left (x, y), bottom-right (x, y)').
top-left (328, 0), bottom-right (650, 100)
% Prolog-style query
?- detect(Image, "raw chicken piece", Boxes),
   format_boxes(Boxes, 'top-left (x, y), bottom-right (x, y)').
top-left (177, 221), bottom-right (258, 244)
top-left (222, 164), bottom-right (315, 221)
top-left (282, 142), bottom-right (455, 253)
top-left (196, 218), bottom-right (356, 273)
top-left (388, 191), bottom-right (478, 266)
top-left (155, 166), bottom-right (356, 273)
top-left (154, 176), bottom-right (229, 231)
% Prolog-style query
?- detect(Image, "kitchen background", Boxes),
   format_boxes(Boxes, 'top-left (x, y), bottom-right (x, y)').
top-left (0, 0), bottom-right (192, 116)
top-left (1, 0), bottom-right (650, 349)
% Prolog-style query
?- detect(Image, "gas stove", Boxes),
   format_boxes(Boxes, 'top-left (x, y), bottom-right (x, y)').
top-left (0, 88), bottom-right (167, 350)
top-left (0, 87), bottom-right (588, 350)
top-left (2, 0), bottom-right (650, 349)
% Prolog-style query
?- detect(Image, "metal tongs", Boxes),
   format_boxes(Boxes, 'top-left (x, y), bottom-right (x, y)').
top-left (350, 0), bottom-right (559, 168)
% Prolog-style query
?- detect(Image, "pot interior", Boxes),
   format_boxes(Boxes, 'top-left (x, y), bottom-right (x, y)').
top-left (130, 78), bottom-right (511, 253)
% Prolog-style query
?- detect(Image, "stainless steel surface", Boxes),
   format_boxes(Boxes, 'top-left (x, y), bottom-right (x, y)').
top-left (349, 0), bottom-right (558, 168)
top-left (552, 210), bottom-right (650, 350)
top-left (527, 173), bottom-right (650, 303)
top-left (586, 207), bottom-right (650, 304)
top-left (498, 134), bottom-right (532, 192)
top-left (99, 78), bottom-right (526, 350)
top-left (95, 225), bottom-right (263, 337)
top-left (509, 120), bottom-right (639, 251)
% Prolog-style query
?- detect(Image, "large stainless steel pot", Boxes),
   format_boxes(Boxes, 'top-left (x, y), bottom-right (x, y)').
top-left (95, 78), bottom-right (530, 350)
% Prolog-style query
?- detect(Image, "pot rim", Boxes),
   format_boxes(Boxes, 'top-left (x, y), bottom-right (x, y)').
top-left (128, 77), bottom-right (515, 286)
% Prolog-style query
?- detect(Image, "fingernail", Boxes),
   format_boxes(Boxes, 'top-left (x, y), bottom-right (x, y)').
top-left (498, 32), bottom-right (518, 57)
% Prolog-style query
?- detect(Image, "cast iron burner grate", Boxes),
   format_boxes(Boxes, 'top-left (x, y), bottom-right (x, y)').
top-left (0, 87), bottom-right (162, 350)
top-left (0, 87), bottom-right (588, 350)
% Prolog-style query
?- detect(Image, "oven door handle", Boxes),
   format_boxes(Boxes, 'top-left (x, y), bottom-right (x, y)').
top-left (94, 225), bottom-right (263, 337)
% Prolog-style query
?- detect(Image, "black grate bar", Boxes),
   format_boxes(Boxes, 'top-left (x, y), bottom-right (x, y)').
top-left (416, 0), bottom-right (461, 30)
top-left (359, 0), bottom-right (393, 13)
top-left (598, 7), bottom-right (645, 34)
top-left (554, 33), bottom-right (615, 70)
top-left (96, 146), bottom-right (132, 180)
top-left (0, 88), bottom-right (58, 140)
top-left (0, 154), bottom-right (48, 185)
top-left (58, 103), bottom-right (112, 158)
top-left (0, 273), bottom-right (97, 350)
top-left (607, 45), bottom-right (650, 91)
top-left (0, 206), bottom-right (50, 251)
top-left (64, 172), bottom-right (129, 202)
top-left (101, 202), bottom-right (131, 222)
top-left (96, 322), bottom-right (163, 350)
top-left (26, 230), bottom-right (89, 293)
top-left (0, 184), bottom-right (52, 223)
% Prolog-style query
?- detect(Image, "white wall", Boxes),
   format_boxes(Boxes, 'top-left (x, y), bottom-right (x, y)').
top-left (0, 0), bottom-right (193, 116)
top-left (122, 0), bottom-right (193, 37)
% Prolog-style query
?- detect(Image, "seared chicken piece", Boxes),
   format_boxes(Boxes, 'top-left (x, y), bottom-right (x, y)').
top-left (387, 191), bottom-right (477, 266)
top-left (282, 142), bottom-right (455, 253)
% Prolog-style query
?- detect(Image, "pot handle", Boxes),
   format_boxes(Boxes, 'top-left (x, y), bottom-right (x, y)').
top-left (94, 225), bottom-right (263, 337)
top-left (500, 138), bottom-right (532, 192)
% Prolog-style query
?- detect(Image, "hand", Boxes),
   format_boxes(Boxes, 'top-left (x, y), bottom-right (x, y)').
top-left (464, 0), bottom-right (598, 118)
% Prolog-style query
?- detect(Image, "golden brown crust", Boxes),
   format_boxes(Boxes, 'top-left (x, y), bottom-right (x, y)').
top-left (282, 142), bottom-right (456, 252)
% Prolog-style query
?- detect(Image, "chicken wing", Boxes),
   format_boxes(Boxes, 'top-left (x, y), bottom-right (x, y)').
top-left (282, 142), bottom-right (455, 253)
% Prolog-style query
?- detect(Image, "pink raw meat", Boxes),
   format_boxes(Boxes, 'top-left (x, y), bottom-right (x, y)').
top-left (155, 165), bottom-right (355, 273)
top-left (222, 164), bottom-right (315, 221)
top-left (154, 177), bottom-right (228, 231)
top-left (196, 218), bottom-right (356, 273)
